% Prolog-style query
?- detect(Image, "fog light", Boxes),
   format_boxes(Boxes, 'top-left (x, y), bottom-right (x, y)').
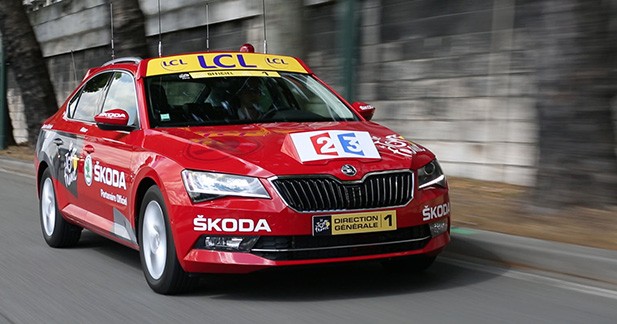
top-left (202, 236), bottom-right (259, 252)
top-left (429, 219), bottom-right (448, 237)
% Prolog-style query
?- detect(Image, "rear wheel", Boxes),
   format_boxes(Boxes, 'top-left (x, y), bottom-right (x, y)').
top-left (139, 186), bottom-right (197, 294)
top-left (39, 168), bottom-right (82, 247)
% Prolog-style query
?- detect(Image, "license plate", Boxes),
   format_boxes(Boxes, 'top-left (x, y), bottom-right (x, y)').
top-left (312, 210), bottom-right (397, 236)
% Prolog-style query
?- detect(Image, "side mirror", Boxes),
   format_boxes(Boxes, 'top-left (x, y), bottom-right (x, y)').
top-left (94, 109), bottom-right (135, 131)
top-left (351, 102), bottom-right (376, 121)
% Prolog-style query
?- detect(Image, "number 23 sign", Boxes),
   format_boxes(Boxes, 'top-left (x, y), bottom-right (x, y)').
top-left (288, 130), bottom-right (381, 162)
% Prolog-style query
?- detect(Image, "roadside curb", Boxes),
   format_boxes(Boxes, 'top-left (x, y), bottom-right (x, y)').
top-left (0, 157), bottom-right (35, 176)
top-left (445, 228), bottom-right (617, 286)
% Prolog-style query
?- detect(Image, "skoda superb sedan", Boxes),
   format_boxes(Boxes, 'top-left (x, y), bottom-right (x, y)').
top-left (35, 46), bottom-right (451, 294)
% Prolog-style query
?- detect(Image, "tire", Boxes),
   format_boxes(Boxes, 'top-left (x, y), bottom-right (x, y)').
top-left (381, 255), bottom-right (436, 273)
top-left (39, 168), bottom-right (82, 247)
top-left (138, 186), bottom-right (197, 294)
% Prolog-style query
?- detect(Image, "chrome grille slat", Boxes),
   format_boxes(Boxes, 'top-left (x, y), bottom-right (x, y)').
top-left (392, 174), bottom-right (398, 205)
top-left (319, 179), bottom-right (330, 208)
top-left (404, 175), bottom-right (412, 205)
top-left (271, 171), bottom-right (414, 212)
top-left (290, 180), bottom-right (305, 210)
top-left (335, 179), bottom-right (345, 210)
top-left (380, 176), bottom-right (386, 205)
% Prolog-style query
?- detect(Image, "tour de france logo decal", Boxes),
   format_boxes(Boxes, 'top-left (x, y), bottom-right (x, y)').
top-left (313, 216), bottom-right (332, 236)
top-left (372, 134), bottom-right (426, 157)
top-left (63, 142), bottom-right (78, 187)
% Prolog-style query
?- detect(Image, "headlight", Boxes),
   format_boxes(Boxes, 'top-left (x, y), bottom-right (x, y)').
top-left (418, 160), bottom-right (446, 189)
top-left (181, 170), bottom-right (270, 202)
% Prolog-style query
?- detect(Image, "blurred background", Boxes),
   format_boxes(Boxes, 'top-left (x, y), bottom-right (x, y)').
top-left (1, 0), bottom-right (616, 211)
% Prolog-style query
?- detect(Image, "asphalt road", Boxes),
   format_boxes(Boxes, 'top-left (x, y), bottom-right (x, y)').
top-left (1, 170), bottom-right (616, 324)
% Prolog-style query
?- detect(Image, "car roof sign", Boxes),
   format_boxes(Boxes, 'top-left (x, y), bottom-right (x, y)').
top-left (145, 52), bottom-right (309, 77)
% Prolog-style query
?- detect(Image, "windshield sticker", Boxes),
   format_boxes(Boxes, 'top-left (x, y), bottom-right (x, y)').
top-left (147, 53), bottom-right (308, 76)
top-left (190, 70), bottom-right (280, 79)
top-left (284, 130), bottom-right (381, 162)
top-left (372, 134), bottom-right (426, 157)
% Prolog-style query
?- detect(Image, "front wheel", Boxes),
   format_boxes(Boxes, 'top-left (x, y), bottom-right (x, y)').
top-left (138, 186), bottom-right (197, 294)
top-left (39, 168), bottom-right (82, 247)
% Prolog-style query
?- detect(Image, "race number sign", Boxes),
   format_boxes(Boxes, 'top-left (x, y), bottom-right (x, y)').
top-left (287, 130), bottom-right (381, 162)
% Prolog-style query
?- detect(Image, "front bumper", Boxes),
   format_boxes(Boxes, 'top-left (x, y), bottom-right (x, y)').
top-left (183, 232), bottom-right (450, 273)
top-left (169, 186), bottom-right (451, 274)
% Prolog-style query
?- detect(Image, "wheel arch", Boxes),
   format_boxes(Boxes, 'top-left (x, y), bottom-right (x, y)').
top-left (36, 160), bottom-right (50, 197)
top-left (133, 176), bottom-right (158, 243)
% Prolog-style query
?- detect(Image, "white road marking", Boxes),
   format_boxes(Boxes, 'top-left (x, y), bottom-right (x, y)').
top-left (442, 257), bottom-right (617, 300)
top-left (0, 167), bottom-right (35, 179)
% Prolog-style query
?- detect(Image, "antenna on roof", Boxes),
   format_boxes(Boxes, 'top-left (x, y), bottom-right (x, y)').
top-left (70, 50), bottom-right (78, 85)
top-left (110, 3), bottom-right (115, 59)
top-left (157, 0), bottom-right (162, 57)
top-left (262, 0), bottom-right (267, 53)
top-left (205, 1), bottom-right (210, 51)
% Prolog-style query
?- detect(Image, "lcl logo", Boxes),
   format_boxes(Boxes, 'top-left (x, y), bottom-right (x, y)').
top-left (266, 57), bottom-right (288, 69)
top-left (161, 59), bottom-right (188, 71)
top-left (197, 54), bottom-right (257, 69)
top-left (266, 57), bottom-right (288, 65)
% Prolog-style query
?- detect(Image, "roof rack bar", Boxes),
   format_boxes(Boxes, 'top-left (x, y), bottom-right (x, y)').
top-left (102, 57), bottom-right (142, 66)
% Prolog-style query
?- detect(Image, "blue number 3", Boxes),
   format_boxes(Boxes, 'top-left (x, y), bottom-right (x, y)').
top-left (338, 133), bottom-right (365, 155)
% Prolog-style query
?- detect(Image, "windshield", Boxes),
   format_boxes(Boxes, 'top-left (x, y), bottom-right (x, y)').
top-left (145, 72), bottom-right (358, 127)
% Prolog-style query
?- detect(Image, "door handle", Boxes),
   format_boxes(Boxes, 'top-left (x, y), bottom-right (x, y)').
top-left (53, 138), bottom-right (63, 146)
top-left (83, 145), bottom-right (95, 154)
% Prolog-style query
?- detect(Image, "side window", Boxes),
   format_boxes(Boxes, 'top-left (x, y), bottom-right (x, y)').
top-left (72, 73), bottom-right (113, 122)
top-left (102, 72), bottom-right (139, 126)
top-left (66, 95), bottom-right (78, 118)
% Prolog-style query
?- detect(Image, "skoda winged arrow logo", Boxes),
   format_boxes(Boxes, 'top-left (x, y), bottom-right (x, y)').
top-left (341, 164), bottom-right (357, 176)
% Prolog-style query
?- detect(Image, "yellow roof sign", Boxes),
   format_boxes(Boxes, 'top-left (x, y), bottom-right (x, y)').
top-left (146, 53), bottom-right (308, 76)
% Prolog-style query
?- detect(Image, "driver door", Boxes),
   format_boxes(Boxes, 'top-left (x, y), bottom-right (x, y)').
top-left (82, 71), bottom-right (141, 245)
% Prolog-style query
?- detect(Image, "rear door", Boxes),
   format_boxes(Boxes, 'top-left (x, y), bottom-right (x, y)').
top-left (51, 72), bottom-right (113, 217)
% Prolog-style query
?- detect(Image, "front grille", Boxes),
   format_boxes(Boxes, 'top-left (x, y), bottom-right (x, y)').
top-left (271, 171), bottom-right (414, 212)
top-left (251, 225), bottom-right (431, 261)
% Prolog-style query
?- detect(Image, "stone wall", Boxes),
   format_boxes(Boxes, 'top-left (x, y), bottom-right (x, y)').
top-left (357, 0), bottom-right (538, 185)
top-left (6, 0), bottom-right (591, 186)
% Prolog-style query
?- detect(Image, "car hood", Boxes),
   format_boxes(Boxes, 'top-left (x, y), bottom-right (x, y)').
top-left (148, 122), bottom-right (435, 179)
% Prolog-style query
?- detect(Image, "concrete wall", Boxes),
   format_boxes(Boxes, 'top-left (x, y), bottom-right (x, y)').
top-left (364, 0), bottom-right (538, 185)
top-left (7, 0), bottom-right (553, 185)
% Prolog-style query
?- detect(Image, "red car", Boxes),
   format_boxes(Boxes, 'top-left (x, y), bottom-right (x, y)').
top-left (35, 45), bottom-right (450, 294)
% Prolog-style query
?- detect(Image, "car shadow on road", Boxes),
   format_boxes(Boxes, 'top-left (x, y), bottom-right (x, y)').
top-left (71, 231), bottom-right (508, 300)
top-left (186, 240), bottom-right (508, 301)
top-left (72, 231), bottom-right (142, 269)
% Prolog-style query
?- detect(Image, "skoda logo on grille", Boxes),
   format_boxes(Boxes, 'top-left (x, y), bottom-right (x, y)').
top-left (341, 164), bottom-right (357, 176)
